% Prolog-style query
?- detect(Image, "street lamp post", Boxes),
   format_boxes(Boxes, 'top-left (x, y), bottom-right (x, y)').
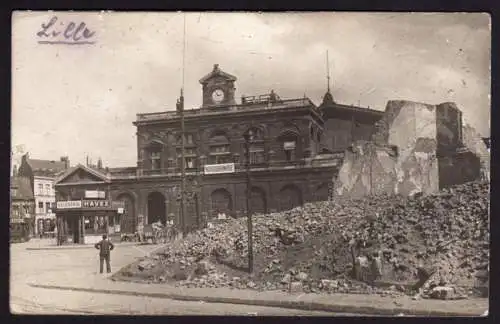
top-left (243, 130), bottom-right (254, 273)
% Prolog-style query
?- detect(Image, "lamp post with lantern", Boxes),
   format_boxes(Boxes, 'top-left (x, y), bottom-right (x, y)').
top-left (243, 129), bottom-right (254, 273)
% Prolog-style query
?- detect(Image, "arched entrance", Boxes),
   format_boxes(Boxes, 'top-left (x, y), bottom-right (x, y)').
top-left (315, 183), bottom-right (330, 202)
top-left (250, 187), bottom-right (267, 215)
top-left (279, 184), bottom-right (302, 211)
top-left (117, 193), bottom-right (136, 234)
top-left (147, 191), bottom-right (166, 225)
top-left (210, 188), bottom-right (232, 218)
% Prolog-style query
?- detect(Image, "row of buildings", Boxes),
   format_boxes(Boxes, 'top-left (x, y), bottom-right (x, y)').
top-left (12, 64), bottom-right (490, 244)
top-left (11, 155), bottom-right (71, 239)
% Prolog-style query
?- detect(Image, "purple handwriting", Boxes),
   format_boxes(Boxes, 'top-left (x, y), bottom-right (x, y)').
top-left (37, 16), bottom-right (96, 44)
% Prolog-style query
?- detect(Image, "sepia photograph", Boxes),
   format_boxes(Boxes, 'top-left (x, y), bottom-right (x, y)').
top-left (10, 11), bottom-right (490, 316)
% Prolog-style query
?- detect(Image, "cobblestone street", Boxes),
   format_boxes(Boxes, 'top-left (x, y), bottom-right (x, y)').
top-left (10, 239), bottom-right (337, 315)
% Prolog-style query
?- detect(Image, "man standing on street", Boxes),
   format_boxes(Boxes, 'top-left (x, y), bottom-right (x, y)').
top-left (95, 234), bottom-right (114, 274)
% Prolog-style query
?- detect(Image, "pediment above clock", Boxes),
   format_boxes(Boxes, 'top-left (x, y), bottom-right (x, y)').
top-left (199, 64), bottom-right (237, 84)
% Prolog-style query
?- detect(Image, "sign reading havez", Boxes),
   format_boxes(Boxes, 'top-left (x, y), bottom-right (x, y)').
top-left (204, 163), bottom-right (235, 174)
top-left (82, 200), bottom-right (110, 208)
top-left (56, 200), bottom-right (82, 209)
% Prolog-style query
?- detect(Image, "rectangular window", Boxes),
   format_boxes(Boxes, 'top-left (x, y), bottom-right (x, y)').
top-left (177, 148), bottom-right (197, 157)
top-left (284, 141), bottom-right (296, 161)
top-left (38, 184), bottom-right (43, 195)
top-left (186, 157), bottom-right (195, 169)
top-left (150, 151), bottom-right (161, 170)
top-left (250, 151), bottom-right (265, 164)
top-left (38, 202), bottom-right (43, 213)
top-left (45, 202), bottom-right (51, 213)
top-left (249, 143), bottom-right (265, 164)
top-left (209, 155), bottom-right (232, 165)
top-left (45, 184), bottom-right (51, 195)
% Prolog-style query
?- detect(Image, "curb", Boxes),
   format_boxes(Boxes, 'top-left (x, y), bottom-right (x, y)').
top-left (26, 243), bottom-right (140, 251)
top-left (28, 283), bottom-right (485, 316)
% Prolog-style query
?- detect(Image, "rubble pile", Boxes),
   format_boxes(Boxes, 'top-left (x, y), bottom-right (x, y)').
top-left (116, 181), bottom-right (489, 298)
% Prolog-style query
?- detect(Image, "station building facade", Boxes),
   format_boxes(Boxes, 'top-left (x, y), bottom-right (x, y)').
top-left (55, 64), bottom-right (383, 236)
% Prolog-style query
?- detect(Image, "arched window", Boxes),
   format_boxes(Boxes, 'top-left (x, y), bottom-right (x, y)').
top-left (209, 130), bottom-right (232, 164)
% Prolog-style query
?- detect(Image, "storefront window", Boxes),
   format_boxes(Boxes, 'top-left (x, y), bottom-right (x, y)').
top-left (84, 215), bottom-right (107, 235)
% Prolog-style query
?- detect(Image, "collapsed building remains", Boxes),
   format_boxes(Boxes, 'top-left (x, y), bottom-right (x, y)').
top-left (335, 100), bottom-right (489, 198)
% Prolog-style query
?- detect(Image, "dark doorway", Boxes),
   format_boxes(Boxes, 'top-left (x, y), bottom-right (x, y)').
top-left (315, 183), bottom-right (330, 202)
top-left (148, 192), bottom-right (166, 224)
top-left (250, 187), bottom-right (267, 215)
top-left (70, 216), bottom-right (81, 244)
top-left (117, 193), bottom-right (136, 233)
top-left (279, 184), bottom-right (302, 211)
top-left (210, 188), bottom-right (233, 218)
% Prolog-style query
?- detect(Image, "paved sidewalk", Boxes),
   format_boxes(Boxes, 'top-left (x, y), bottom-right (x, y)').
top-left (23, 238), bottom-right (146, 251)
top-left (29, 271), bottom-right (488, 316)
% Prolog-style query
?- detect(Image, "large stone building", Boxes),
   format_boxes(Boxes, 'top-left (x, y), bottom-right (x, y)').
top-left (55, 64), bottom-right (383, 236)
top-left (18, 154), bottom-right (70, 236)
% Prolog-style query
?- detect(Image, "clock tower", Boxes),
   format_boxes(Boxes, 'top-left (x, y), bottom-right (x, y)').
top-left (199, 64), bottom-right (237, 108)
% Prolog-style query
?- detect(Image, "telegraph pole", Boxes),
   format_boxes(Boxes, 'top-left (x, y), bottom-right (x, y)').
top-left (179, 13), bottom-right (187, 237)
top-left (244, 131), bottom-right (254, 273)
top-left (180, 89), bottom-right (186, 237)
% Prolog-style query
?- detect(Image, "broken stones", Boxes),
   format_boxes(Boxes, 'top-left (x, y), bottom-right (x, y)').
top-left (119, 181), bottom-right (488, 298)
top-left (289, 281), bottom-right (303, 293)
top-left (281, 273), bottom-right (291, 284)
top-left (295, 272), bottom-right (308, 281)
top-left (137, 260), bottom-right (155, 271)
top-left (428, 286), bottom-right (456, 300)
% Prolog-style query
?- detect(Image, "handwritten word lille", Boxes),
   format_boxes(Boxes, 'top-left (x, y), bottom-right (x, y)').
top-left (37, 16), bottom-right (96, 45)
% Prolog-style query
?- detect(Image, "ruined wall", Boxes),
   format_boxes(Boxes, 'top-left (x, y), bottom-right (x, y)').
top-left (335, 141), bottom-right (398, 198)
top-left (461, 123), bottom-right (490, 180)
top-left (336, 100), bottom-right (440, 198)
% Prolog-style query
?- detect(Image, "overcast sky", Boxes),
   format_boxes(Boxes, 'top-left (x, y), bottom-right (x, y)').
top-left (12, 12), bottom-right (490, 168)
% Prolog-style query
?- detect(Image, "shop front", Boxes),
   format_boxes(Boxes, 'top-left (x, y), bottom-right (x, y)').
top-left (55, 199), bottom-right (125, 245)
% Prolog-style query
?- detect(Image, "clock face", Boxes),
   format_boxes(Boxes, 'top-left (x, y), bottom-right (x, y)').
top-left (211, 89), bottom-right (225, 103)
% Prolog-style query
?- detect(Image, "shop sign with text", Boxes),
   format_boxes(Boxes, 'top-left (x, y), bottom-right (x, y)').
top-left (82, 200), bottom-right (110, 208)
top-left (56, 200), bottom-right (82, 209)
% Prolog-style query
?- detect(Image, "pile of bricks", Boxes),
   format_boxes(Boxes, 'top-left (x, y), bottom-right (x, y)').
top-left (123, 181), bottom-right (489, 298)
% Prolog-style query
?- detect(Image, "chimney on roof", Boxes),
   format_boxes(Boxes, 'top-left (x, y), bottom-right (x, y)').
top-left (60, 156), bottom-right (70, 169)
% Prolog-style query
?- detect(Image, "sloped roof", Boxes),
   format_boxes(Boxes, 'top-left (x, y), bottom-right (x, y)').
top-left (199, 64), bottom-right (237, 84)
top-left (11, 176), bottom-right (34, 200)
top-left (55, 164), bottom-right (110, 184)
top-left (27, 158), bottom-right (67, 177)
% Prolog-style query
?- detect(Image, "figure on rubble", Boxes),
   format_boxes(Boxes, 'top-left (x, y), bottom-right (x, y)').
top-left (349, 237), bottom-right (383, 283)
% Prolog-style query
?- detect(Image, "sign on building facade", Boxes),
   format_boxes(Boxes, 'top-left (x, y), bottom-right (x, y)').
top-left (204, 163), bottom-right (235, 175)
top-left (85, 190), bottom-right (106, 199)
top-left (56, 200), bottom-right (82, 209)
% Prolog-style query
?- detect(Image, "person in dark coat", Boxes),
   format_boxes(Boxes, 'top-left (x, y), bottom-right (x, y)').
top-left (95, 234), bottom-right (114, 273)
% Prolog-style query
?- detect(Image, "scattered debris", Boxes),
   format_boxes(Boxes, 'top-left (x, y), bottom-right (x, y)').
top-left (115, 181), bottom-right (489, 298)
